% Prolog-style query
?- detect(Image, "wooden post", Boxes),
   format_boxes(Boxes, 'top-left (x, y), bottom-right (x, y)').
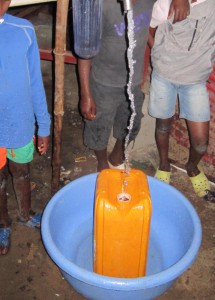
top-left (52, 0), bottom-right (69, 194)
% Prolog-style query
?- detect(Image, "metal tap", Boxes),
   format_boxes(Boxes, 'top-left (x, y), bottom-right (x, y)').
top-left (120, 0), bottom-right (133, 12)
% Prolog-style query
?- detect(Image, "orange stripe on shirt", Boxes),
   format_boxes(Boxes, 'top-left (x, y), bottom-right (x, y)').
top-left (0, 148), bottom-right (7, 169)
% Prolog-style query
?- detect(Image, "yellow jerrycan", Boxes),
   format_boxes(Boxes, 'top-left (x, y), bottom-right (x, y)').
top-left (93, 169), bottom-right (152, 278)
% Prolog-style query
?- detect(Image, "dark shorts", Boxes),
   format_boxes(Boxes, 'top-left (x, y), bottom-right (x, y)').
top-left (84, 77), bottom-right (144, 151)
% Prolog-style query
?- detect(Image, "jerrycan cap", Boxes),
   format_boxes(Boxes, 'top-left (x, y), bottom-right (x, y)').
top-left (117, 192), bottom-right (131, 202)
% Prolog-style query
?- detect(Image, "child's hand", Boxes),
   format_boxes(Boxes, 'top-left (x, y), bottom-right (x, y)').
top-left (37, 136), bottom-right (49, 155)
top-left (169, 0), bottom-right (190, 23)
top-left (79, 95), bottom-right (96, 120)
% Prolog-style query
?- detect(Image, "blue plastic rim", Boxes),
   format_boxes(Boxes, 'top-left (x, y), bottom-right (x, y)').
top-left (41, 173), bottom-right (202, 296)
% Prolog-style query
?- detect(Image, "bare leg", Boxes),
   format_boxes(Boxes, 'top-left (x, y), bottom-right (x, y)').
top-left (0, 165), bottom-right (11, 228)
top-left (155, 117), bottom-right (174, 172)
top-left (185, 120), bottom-right (209, 177)
top-left (108, 139), bottom-right (124, 166)
top-left (0, 165), bottom-right (11, 255)
top-left (9, 161), bottom-right (31, 221)
top-left (94, 148), bottom-right (110, 172)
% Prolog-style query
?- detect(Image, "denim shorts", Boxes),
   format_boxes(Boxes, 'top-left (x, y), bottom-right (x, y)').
top-left (84, 77), bottom-right (144, 151)
top-left (148, 70), bottom-right (210, 122)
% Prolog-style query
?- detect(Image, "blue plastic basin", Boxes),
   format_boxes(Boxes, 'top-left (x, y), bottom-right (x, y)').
top-left (41, 173), bottom-right (202, 300)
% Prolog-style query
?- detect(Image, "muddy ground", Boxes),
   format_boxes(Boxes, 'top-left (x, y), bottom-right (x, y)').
top-left (0, 3), bottom-right (214, 300)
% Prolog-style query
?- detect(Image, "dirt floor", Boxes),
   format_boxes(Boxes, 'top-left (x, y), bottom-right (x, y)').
top-left (0, 3), bottom-right (215, 300)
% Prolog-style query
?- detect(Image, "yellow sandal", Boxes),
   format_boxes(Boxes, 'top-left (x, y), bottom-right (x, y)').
top-left (154, 169), bottom-right (171, 184)
top-left (189, 171), bottom-right (210, 197)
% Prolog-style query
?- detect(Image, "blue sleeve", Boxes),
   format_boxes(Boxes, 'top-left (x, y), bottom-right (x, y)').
top-left (27, 27), bottom-right (51, 137)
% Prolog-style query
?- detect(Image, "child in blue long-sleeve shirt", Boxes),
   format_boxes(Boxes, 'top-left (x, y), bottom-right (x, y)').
top-left (0, 0), bottom-right (51, 255)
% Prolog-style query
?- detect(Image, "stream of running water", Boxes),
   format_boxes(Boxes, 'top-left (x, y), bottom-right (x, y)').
top-left (124, 8), bottom-right (136, 175)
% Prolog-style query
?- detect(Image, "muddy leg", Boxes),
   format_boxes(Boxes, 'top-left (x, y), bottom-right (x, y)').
top-left (0, 165), bottom-right (11, 227)
top-left (155, 117), bottom-right (174, 171)
top-left (9, 161), bottom-right (31, 221)
top-left (185, 120), bottom-right (209, 176)
top-left (94, 148), bottom-right (110, 172)
top-left (108, 139), bottom-right (124, 166)
top-left (0, 165), bottom-right (12, 255)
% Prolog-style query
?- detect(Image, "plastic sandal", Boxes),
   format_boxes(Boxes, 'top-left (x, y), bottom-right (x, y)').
top-left (108, 161), bottom-right (125, 170)
top-left (197, 163), bottom-right (203, 173)
top-left (19, 212), bottom-right (42, 229)
top-left (154, 169), bottom-right (171, 184)
top-left (189, 171), bottom-right (211, 197)
top-left (0, 227), bottom-right (11, 255)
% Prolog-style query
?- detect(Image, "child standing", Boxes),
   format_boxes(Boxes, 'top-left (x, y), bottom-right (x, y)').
top-left (0, 0), bottom-right (51, 255)
top-left (78, 0), bottom-right (190, 172)
top-left (148, 0), bottom-right (215, 198)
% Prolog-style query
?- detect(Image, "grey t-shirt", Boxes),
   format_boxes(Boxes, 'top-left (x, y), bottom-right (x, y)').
top-left (91, 0), bottom-right (154, 87)
top-left (151, 0), bottom-right (215, 85)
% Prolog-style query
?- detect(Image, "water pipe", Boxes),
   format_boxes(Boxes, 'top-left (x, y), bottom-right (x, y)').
top-left (120, 0), bottom-right (133, 12)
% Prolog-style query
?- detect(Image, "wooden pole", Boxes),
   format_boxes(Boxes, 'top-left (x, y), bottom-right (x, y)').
top-left (52, 0), bottom-right (69, 194)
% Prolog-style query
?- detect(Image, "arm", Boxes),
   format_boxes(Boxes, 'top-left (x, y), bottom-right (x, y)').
top-left (169, 0), bottom-right (190, 23)
top-left (27, 25), bottom-right (50, 153)
top-left (148, 27), bottom-right (157, 49)
top-left (78, 58), bottom-right (96, 120)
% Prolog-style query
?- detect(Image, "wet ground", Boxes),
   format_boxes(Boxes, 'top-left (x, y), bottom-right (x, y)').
top-left (0, 3), bottom-right (214, 300)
